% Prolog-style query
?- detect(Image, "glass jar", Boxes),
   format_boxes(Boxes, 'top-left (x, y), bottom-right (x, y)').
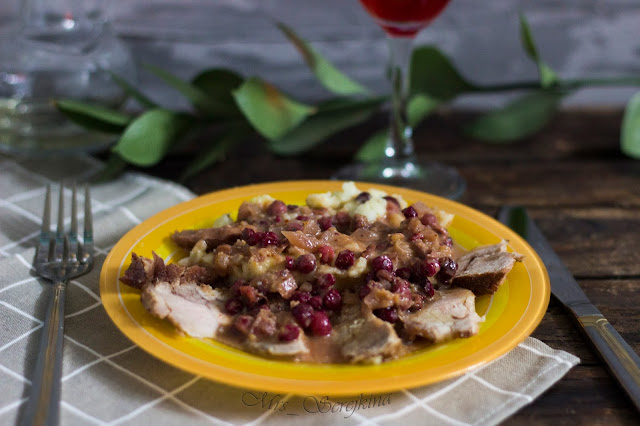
top-left (0, 0), bottom-right (136, 155)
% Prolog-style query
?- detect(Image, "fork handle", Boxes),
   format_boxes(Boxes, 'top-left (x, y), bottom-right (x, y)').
top-left (21, 282), bottom-right (66, 426)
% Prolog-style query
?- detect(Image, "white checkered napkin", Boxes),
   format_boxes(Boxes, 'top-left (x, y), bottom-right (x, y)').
top-left (0, 154), bottom-right (579, 425)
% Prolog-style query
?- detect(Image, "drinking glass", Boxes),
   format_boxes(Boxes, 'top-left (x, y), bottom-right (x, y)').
top-left (334, 0), bottom-right (466, 199)
top-left (0, 0), bottom-right (136, 155)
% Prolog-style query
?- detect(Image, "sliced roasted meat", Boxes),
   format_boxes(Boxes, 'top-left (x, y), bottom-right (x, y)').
top-left (333, 293), bottom-right (403, 363)
top-left (247, 335), bottom-right (309, 357)
top-left (452, 240), bottom-right (524, 295)
top-left (402, 288), bottom-right (483, 343)
top-left (141, 280), bottom-right (231, 339)
top-left (171, 222), bottom-right (255, 251)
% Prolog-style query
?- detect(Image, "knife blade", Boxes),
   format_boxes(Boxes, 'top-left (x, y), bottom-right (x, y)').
top-left (498, 206), bottom-right (640, 412)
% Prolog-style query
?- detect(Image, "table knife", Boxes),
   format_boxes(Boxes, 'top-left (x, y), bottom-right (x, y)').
top-left (497, 206), bottom-right (640, 412)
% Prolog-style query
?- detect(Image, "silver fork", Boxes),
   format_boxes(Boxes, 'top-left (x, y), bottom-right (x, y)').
top-left (21, 184), bottom-right (94, 426)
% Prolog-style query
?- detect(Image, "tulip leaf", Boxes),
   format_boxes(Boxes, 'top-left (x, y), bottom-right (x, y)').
top-left (621, 92), bottom-right (640, 159)
top-left (410, 46), bottom-right (476, 101)
top-left (519, 14), bottom-right (558, 88)
top-left (233, 77), bottom-right (315, 141)
top-left (276, 22), bottom-right (369, 96)
top-left (268, 98), bottom-right (383, 155)
top-left (465, 90), bottom-right (566, 143)
top-left (108, 72), bottom-right (157, 109)
top-left (192, 68), bottom-right (243, 108)
top-left (55, 99), bottom-right (131, 133)
top-left (180, 129), bottom-right (245, 181)
top-left (113, 109), bottom-right (192, 166)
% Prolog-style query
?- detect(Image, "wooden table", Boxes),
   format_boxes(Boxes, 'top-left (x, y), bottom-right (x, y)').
top-left (146, 109), bottom-right (640, 424)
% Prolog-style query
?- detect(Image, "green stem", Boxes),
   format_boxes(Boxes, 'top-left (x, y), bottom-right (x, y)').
top-left (474, 76), bottom-right (640, 93)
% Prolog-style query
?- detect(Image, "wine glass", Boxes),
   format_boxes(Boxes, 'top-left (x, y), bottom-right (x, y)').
top-left (334, 0), bottom-right (466, 199)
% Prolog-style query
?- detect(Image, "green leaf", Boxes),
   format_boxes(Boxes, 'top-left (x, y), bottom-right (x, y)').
top-left (90, 153), bottom-right (127, 183)
top-left (276, 22), bottom-right (369, 96)
top-left (621, 92), bottom-right (640, 159)
top-left (408, 94), bottom-right (440, 127)
top-left (55, 99), bottom-right (131, 134)
top-left (113, 109), bottom-right (192, 166)
top-left (108, 72), bottom-right (157, 109)
top-left (354, 130), bottom-right (387, 163)
top-left (519, 14), bottom-right (558, 88)
top-left (143, 64), bottom-right (233, 118)
top-left (268, 98), bottom-right (383, 155)
top-left (233, 77), bottom-right (315, 141)
top-left (410, 46), bottom-right (476, 101)
top-left (192, 68), bottom-right (243, 107)
top-left (465, 90), bottom-right (566, 143)
top-left (180, 130), bottom-right (244, 181)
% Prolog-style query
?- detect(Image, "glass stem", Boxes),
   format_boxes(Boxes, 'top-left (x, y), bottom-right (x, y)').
top-left (386, 36), bottom-right (415, 161)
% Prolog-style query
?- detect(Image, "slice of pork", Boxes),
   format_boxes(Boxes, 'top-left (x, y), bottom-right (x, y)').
top-left (402, 288), bottom-right (483, 343)
top-left (452, 240), bottom-right (524, 295)
top-left (171, 222), bottom-right (255, 251)
top-left (333, 293), bottom-right (403, 364)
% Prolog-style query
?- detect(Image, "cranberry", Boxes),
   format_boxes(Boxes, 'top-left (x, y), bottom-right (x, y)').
top-left (309, 295), bottom-right (323, 310)
top-left (233, 315), bottom-right (254, 335)
top-left (296, 254), bottom-right (317, 274)
top-left (291, 303), bottom-right (314, 329)
top-left (274, 215), bottom-right (282, 223)
top-left (284, 221), bottom-right (303, 231)
top-left (383, 196), bottom-right (400, 207)
top-left (315, 273), bottom-right (336, 291)
top-left (335, 250), bottom-right (355, 270)
top-left (374, 307), bottom-right (398, 323)
top-left (359, 283), bottom-right (371, 299)
top-left (424, 278), bottom-right (435, 297)
top-left (421, 213), bottom-right (438, 227)
top-left (334, 212), bottom-right (351, 230)
top-left (392, 280), bottom-right (409, 294)
top-left (267, 200), bottom-right (287, 216)
top-left (318, 216), bottom-right (333, 231)
top-left (285, 256), bottom-right (296, 270)
top-left (323, 288), bottom-right (342, 311)
top-left (225, 298), bottom-right (243, 315)
top-left (438, 257), bottom-right (458, 284)
top-left (287, 204), bottom-right (298, 212)
top-left (355, 192), bottom-right (371, 203)
top-left (296, 215), bottom-right (309, 221)
top-left (310, 311), bottom-right (332, 336)
top-left (402, 206), bottom-right (418, 218)
top-left (396, 267), bottom-right (413, 281)
top-left (372, 255), bottom-right (393, 273)
top-left (278, 324), bottom-right (300, 342)
top-left (261, 231), bottom-right (280, 247)
top-left (410, 233), bottom-right (424, 242)
top-left (317, 245), bottom-right (334, 264)
top-left (242, 228), bottom-right (261, 246)
top-left (425, 259), bottom-right (440, 277)
top-left (443, 236), bottom-right (453, 247)
top-left (291, 291), bottom-right (311, 303)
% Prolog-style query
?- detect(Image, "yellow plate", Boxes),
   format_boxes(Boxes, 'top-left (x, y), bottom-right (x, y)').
top-left (100, 181), bottom-right (550, 396)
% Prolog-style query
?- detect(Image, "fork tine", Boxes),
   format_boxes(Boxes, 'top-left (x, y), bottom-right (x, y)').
top-left (83, 184), bottom-right (94, 260)
top-left (53, 183), bottom-right (65, 263)
top-left (68, 183), bottom-right (78, 261)
top-left (35, 185), bottom-right (51, 265)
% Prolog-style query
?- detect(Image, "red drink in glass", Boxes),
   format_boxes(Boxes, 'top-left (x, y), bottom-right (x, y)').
top-left (359, 0), bottom-right (451, 37)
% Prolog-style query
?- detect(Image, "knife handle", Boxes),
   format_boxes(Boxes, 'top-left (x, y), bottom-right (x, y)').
top-left (577, 313), bottom-right (640, 411)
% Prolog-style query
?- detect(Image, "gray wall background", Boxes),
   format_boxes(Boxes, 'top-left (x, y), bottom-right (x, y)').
top-left (2, 0), bottom-right (639, 110)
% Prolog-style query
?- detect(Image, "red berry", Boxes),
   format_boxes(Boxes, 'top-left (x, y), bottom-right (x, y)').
top-left (296, 254), bottom-right (317, 274)
top-left (437, 257), bottom-right (457, 284)
top-left (261, 231), bottom-right (280, 247)
top-left (424, 278), bottom-right (435, 297)
top-left (291, 291), bottom-right (311, 303)
top-left (285, 256), bottom-right (296, 270)
top-left (318, 216), bottom-right (333, 231)
top-left (315, 273), bottom-right (336, 291)
top-left (374, 307), bottom-right (398, 323)
top-left (291, 303), bottom-right (314, 329)
top-left (421, 213), bottom-right (438, 227)
top-left (425, 259), bottom-right (440, 277)
top-left (225, 298), bottom-right (243, 315)
top-left (242, 228), bottom-right (261, 246)
top-left (310, 311), bottom-right (332, 336)
top-left (317, 245), bottom-right (334, 264)
top-left (233, 315), bottom-right (253, 335)
top-left (402, 206), bottom-right (418, 218)
top-left (359, 283), bottom-right (371, 299)
top-left (323, 288), bottom-right (342, 311)
top-left (309, 295), bottom-right (323, 310)
top-left (296, 215), bottom-right (309, 221)
top-left (372, 255), bottom-right (393, 273)
top-left (355, 192), bottom-right (371, 203)
top-left (335, 250), bottom-right (355, 270)
top-left (279, 324), bottom-right (300, 342)
top-left (383, 196), bottom-right (400, 206)
top-left (267, 200), bottom-right (287, 216)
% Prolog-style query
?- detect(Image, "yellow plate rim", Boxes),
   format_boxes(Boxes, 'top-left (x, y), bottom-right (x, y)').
top-left (100, 180), bottom-right (550, 396)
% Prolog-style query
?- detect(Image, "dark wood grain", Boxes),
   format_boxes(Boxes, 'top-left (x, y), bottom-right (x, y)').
top-left (142, 109), bottom-right (640, 424)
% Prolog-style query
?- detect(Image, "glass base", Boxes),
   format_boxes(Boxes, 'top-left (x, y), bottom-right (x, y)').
top-left (333, 158), bottom-right (466, 200)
